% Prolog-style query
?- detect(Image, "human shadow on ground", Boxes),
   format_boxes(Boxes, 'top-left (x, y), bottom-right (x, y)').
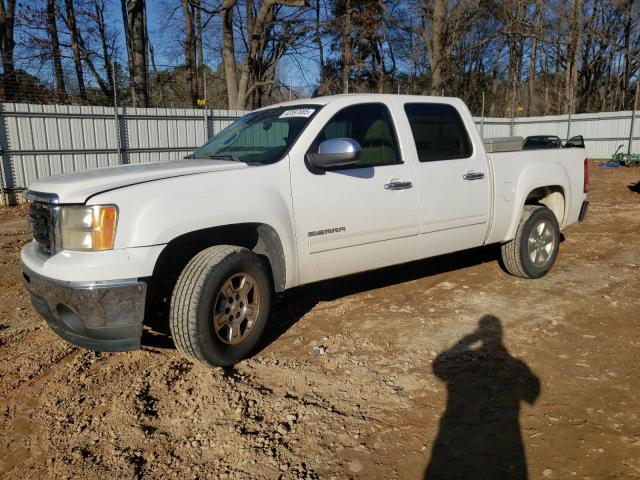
top-left (628, 181), bottom-right (640, 193)
top-left (424, 315), bottom-right (540, 480)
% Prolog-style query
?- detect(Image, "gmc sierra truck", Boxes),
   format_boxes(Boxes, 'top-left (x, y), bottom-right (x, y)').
top-left (21, 95), bottom-right (589, 367)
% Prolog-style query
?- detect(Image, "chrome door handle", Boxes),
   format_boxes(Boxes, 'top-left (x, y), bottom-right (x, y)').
top-left (384, 180), bottom-right (413, 190)
top-left (463, 171), bottom-right (485, 181)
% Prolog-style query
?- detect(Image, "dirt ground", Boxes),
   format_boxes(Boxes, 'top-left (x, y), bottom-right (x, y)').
top-left (1, 163), bottom-right (639, 479)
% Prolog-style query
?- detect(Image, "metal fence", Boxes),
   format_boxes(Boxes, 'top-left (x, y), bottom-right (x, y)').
top-left (0, 103), bottom-right (246, 204)
top-left (0, 102), bottom-right (638, 204)
top-left (476, 110), bottom-right (639, 159)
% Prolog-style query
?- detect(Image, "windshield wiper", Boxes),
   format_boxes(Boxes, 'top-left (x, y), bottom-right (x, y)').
top-left (206, 153), bottom-right (239, 161)
top-left (206, 153), bottom-right (262, 166)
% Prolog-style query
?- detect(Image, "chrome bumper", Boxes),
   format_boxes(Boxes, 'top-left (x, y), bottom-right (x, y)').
top-left (21, 265), bottom-right (146, 352)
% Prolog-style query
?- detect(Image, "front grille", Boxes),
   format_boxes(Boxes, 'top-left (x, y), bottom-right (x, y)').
top-left (28, 201), bottom-right (55, 255)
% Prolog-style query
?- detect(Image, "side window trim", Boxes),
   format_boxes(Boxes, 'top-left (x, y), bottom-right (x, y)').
top-left (306, 102), bottom-right (404, 170)
top-left (403, 102), bottom-right (473, 163)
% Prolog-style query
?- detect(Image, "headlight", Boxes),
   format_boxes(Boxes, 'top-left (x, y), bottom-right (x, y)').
top-left (60, 205), bottom-right (118, 251)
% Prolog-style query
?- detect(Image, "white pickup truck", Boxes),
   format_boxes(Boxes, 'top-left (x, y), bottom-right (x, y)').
top-left (21, 94), bottom-right (589, 367)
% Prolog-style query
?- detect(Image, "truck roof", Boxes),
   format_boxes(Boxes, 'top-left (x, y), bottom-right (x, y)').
top-left (255, 94), bottom-right (463, 111)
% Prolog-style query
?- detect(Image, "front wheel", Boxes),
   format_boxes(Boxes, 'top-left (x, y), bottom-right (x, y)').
top-left (170, 245), bottom-right (271, 367)
top-left (500, 205), bottom-right (560, 279)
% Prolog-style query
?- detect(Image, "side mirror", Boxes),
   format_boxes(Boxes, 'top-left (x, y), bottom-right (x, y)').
top-left (307, 138), bottom-right (361, 169)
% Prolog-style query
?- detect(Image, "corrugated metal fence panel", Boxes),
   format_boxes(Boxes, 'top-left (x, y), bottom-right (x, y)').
top-left (473, 117), bottom-right (511, 138)
top-left (0, 104), bottom-right (122, 190)
top-left (475, 110), bottom-right (639, 159)
top-left (0, 104), bottom-right (247, 199)
top-left (0, 103), bottom-right (637, 204)
top-left (121, 107), bottom-right (209, 164)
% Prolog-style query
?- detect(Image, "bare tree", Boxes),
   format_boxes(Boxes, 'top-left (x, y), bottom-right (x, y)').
top-left (126, 0), bottom-right (149, 107)
top-left (427, 0), bottom-right (445, 95)
top-left (340, 0), bottom-right (351, 93)
top-left (120, 0), bottom-right (135, 101)
top-left (94, 0), bottom-right (115, 96)
top-left (182, 0), bottom-right (197, 106)
top-left (564, 0), bottom-right (583, 114)
top-left (46, 0), bottom-right (65, 100)
top-left (195, 0), bottom-right (204, 99)
top-left (0, 0), bottom-right (17, 101)
top-left (526, 0), bottom-right (542, 116)
top-left (64, 0), bottom-right (86, 101)
top-left (315, 0), bottom-right (324, 88)
top-left (220, 0), bottom-right (305, 110)
top-left (119, 0), bottom-right (149, 106)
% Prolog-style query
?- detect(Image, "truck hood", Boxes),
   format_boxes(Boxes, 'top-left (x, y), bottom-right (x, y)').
top-left (27, 159), bottom-right (248, 204)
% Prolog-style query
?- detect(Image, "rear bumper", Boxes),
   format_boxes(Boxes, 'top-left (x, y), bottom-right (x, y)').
top-left (578, 201), bottom-right (589, 222)
top-left (22, 265), bottom-right (146, 351)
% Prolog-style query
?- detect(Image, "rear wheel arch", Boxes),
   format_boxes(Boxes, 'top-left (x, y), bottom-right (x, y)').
top-left (501, 204), bottom-right (560, 278)
top-left (525, 185), bottom-right (566, 226)
top-left (506, 184), bottom-right (566, 241)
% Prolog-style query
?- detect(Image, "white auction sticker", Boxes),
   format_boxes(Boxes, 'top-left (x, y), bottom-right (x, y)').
top-left (279, 108), bottom-right (315, 119)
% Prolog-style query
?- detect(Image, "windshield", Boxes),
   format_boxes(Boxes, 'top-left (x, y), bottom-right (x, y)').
top-left (191, 106), bottom-right (320, 164)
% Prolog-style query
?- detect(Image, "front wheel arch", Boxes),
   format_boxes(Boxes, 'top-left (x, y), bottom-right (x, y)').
top-left (144, 223), bottom-right (285, 336)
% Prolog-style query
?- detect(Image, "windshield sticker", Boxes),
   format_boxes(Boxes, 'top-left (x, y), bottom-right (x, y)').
top-left (279, 108), bottom-right (315, 119)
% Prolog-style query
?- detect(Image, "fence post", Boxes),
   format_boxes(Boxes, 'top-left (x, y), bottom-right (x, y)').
top-left (509, 94), bottom-right (516, 136)
top-left (480, 91), bottom-right (485, 138)
top-left (0, 105), bottom-right (8, 205)
top-left (112, 65), bottom-right (123, 165)
top-left (203, 72), bottom-right (209, 142)
top-left (629, 80), bottom-right (639, 154)
top-left (565, 96), bottom-right (573, 142)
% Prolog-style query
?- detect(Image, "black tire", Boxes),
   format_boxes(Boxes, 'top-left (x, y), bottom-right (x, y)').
top-left (500, 205), bottom-right (560, 279)
top-left (169, 245), bottom-right (271, 367)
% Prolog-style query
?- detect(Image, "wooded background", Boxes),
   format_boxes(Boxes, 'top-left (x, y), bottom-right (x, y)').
top-left (0, 0), bottom-right (638, 116)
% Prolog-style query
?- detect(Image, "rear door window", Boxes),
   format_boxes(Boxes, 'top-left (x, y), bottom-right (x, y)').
top-left (404, 103), bottom-right (472, 162)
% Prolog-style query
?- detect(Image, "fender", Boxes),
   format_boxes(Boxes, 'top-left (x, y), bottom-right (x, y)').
top-left (89, 160), bottom-right (300, 289)
top-left (504, 162), bottom-right (571, 241)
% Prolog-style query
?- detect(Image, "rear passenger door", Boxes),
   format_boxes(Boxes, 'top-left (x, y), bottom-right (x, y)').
top-left (289, 102), bottom-right (421, 284)
top-left (403, 102), bottom-right (491, 256)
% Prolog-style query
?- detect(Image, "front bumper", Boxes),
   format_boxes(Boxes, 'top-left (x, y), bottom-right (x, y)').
top-left (22, 265), bottom-right (146, 352)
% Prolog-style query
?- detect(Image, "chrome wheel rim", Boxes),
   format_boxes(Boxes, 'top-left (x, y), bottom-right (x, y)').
top-left (527, 220), bottom-right (555, 267)
top-left (213, 272), bottom-right (260, 345)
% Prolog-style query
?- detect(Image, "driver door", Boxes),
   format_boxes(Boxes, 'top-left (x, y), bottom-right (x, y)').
top-left (289, 102), bottom-right (421, 285)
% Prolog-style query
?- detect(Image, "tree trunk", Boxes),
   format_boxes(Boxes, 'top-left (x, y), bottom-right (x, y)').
top-left (0, 0), bottom-right (17, 101)
top-left (222, 3), bottom-right (239, 109)
top-left (315, 0), bottom-right (324, 89)
top-left (47, 0), bottom-right (66, 101)
top-left (195, 0), bottom-right (204, 99)
top-left (526, 0), bottom-right (542, 116)
top-left (429, 0), bottom-right (445, 95)
top-left (221, 0), bottom-right (303, 110)
top-left (622, 0), bottom-right (633, 108)
top-left (121, 0), bottom-right (136, 102)
top-left (564, 0), bottom-right (583, 114)
top-left (64, 0), bottom-right (86, 101)
top-left (341, 0), bottom-right (351, 94)
top-left (149, 42), bottom-right (165, 106)
top-left (95, 0), bottom-right (114, 101)
top-left (182, 0), bottom-right (197, 106)
top-left (127, 0), bottom-right (149, 107)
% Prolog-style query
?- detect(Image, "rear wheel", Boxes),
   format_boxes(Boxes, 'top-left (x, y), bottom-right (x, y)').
top-left (500, 205), bottom-right (560, 279)
top-left (169, 245), bottom-right (271, 367)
